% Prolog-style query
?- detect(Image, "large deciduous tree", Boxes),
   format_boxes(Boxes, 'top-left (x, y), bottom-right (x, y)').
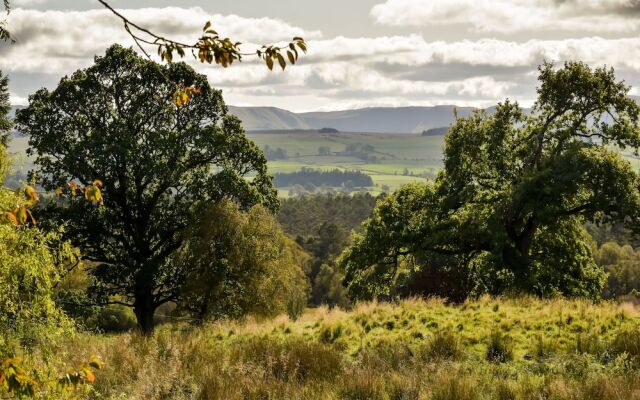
top-left (16, 44), bottom-right (278, 334)
top-left (340, 62), bottom-right (640, 301)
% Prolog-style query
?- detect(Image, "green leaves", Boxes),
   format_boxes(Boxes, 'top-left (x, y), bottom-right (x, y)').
top-left (0, 355), bottom-right (102, 397)
top-left (16, 45), bottom-right (278, 333)
top-left (254, 37), bottom-right (307, 71)
top-left (341, 61), bottom-right (640, 302)
top-left (0, 358), bottom-right (37, 399)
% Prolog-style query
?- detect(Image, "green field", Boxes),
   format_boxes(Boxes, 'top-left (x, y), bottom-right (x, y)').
top-left (13, 132), bottom-right (640, 197)
top-left (7, 131), bottom-right (445, 194)
top-left (248, 131), bottom-right (444, 194)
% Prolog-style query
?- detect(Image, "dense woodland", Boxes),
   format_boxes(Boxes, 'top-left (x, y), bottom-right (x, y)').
top-left (273, 168), bottom-right (373, 189)
top-left (4, 4), bottom-right (640, 397)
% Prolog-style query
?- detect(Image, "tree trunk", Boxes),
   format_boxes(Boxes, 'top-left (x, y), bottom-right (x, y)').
top-left (503, 216), bottom-right (538, 292)
top-left (133, 289), bottom-right (156, 335)
top-left (502, 245), bottom-right (530, 290)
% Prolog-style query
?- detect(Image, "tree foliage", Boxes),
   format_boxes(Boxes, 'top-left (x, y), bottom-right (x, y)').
top-left (0, 71), bottom-right (76, 350)
top-left (278, 193), bottom-right (379, 238)
top-left (0, 218), bottom-right (76, 349)
top-left (16, 44), bottom-right (278, 333)
top-left (340, 62), bottom-right (640, 301)
top-left (277, 194), bottom-right (378, 307)
top-left (0, 71), bottom-right (10, 178)
top-left (594, 241), bottom-right (640, 299)
top-left (0, 0), bottom-right (12, 43)
top-left (97, 0), bottom-right (307, 72)
top-left (175, 200), bottom-right (309, 321)
top-left (274, 168), bottom-right (373, 188)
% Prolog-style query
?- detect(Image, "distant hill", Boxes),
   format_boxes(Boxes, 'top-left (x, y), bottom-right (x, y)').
top-left (298, 106), bottom-right (476, 134)
top-left (227, 106), bottom-right (310, 131)
top-left (228, 105), bottom-right (478, 133)
top-left (422, 127), bottom-right (449, 136)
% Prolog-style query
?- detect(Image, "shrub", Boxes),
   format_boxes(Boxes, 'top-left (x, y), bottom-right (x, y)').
top-left (94, 306), bottom-right (138, 333)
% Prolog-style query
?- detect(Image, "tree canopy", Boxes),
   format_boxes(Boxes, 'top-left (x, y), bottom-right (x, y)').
top-left (16, 44), bottom-right (278, 333)
top-left (340, 62), bottom-right (640, 301)
top-left (175, 200), bottom-right (309, 321)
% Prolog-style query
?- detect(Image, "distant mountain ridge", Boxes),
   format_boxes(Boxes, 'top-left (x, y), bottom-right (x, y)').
top-left (230, 97), bottom-right (640, 133)
top-left (228, 105), bottom-right (479, 134)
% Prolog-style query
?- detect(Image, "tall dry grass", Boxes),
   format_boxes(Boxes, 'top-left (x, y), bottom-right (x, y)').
top-left (9, 297), bottom-right (640, 399)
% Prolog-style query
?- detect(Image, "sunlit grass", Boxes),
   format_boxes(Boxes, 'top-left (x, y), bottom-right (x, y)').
top-left (14, 297), bottom-right (640, 399)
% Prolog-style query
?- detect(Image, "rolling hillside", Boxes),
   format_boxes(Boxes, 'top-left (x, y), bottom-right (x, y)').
top-left (229, 105), bottom-right (478, 133)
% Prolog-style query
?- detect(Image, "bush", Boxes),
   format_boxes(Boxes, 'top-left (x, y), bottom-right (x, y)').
top-left (0, 221), bottom-right (74, 349)
top-left (94, 306), bottom-right (138, 333)
top-left (176, 201), bottom-right (310, 321)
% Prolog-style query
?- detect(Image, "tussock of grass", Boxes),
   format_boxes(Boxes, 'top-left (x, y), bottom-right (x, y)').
top-left (486, 331), bottom-right (514, 363)
top-left (8, 297), bottom-right (640, 399)
top-left (421, 330), bottom-right (464, 361)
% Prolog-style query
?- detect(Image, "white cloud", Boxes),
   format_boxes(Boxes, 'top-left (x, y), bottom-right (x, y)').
top-left (2, 6), bottom-right (640, 111)
top-left (311, 35), bottom-right (640, 70)
top-left (9, 92), bottom-right (27, 105)
top-left (12, 0), bottom-right (48, 6)
top-left (370, 0), bottom-right (640, 33)
top-left (0, 7), bottom-right (321, 74)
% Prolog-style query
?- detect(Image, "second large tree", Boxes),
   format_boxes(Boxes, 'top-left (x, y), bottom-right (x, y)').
top-left (17, 45), bottom-right (278, 333)
top-left (341, 62), bottom-right (640, 301)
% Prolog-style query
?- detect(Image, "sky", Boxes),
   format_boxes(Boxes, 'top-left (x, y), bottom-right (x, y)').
top-left (1, 0), bottom-right (640, 112)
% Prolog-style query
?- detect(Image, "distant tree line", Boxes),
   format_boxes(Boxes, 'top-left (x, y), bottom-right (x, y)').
top-left (273, 167), bottom-right (373, 188)
top-left (263, 144), bottom-right (288, 160)
top-left (340, 143), bottom-right (379, 162)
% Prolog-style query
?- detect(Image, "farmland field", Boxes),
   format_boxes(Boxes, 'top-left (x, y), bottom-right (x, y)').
top-left (12, 131), bottom-right (640, 196)
top-left (248, 130), bottom-right (444, 195)
top-left (6, 131), bottom-right (446, 194)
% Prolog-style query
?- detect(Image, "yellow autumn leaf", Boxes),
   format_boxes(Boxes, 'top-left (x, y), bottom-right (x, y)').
top-left (24, 186), bottom-right (38, 202)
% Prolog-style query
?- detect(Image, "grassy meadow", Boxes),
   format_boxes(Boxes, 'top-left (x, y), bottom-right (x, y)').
top-left (242, 131), bottom-right (441, 195)
top-left (6, 131), bottom-right (441, 195)
top-left (21, 297), bottom-right (640, 399)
